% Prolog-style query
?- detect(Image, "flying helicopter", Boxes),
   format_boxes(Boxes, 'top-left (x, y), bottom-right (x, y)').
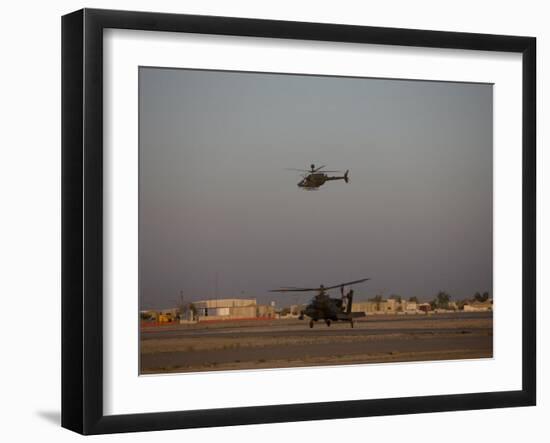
top-left (287, 164), bottom-right (350, 190)
top-left (269, 277), bottom-right (370, 328)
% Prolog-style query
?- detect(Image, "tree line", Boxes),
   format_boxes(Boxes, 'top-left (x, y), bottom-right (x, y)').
top-left (366, 291), bottom-right (491, 311)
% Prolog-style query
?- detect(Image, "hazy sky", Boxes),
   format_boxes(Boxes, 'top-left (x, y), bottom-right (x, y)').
top-left (139, 67), bottom-right (492, 309)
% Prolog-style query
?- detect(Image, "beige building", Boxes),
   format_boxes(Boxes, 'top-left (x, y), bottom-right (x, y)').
top-left (289, 304), bottom-right (305, 316)
top-left (351, 301), bottom-right (378, 314)
top-left (464, 300), bottom-right (493, 312)
top-left (256, 304), bottom-right (276, 318)
top-left (194, 298), bottom-right (258, 321)
top-left (402, 300), bottom-right (418, 312)
top-left (352, 299), bottom-right (403, 315)
top-left (352, 299), bottom-right (425, 315)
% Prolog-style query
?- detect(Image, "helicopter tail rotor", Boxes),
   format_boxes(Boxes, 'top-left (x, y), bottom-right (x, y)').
top-left (344, 170), bottom-right (349, 183)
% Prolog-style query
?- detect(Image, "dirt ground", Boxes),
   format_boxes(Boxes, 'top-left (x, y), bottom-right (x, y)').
top-left (140, 312), bottom-right (493, 374)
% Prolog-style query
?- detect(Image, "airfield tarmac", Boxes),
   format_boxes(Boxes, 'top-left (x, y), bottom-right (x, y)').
top-left (140, 312), bottom-right (493, 374)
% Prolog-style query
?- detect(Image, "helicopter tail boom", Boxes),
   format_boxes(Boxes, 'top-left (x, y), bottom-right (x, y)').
top-left (324, 170), bottom-right (349, 183)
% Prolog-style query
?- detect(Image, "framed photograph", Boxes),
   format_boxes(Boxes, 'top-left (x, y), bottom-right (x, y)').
top-left (62, 8), bottom-right (536, 434)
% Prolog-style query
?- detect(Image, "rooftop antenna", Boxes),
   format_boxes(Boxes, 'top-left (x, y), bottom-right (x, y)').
top-left (215, 271), bottom-right (219, 300)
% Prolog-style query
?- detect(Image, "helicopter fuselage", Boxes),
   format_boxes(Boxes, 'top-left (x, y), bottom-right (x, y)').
top-left (298, 291), bottom-right (364, 328)
top-left (298, 170), bottom-right (349, 189)
top-left (302, 294), bottom-right (349, 321)
top-left (270, 277), bottom-right (369, 328)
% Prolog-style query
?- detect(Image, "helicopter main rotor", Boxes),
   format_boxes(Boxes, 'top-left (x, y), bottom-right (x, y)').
top-left (269, 277), bottom-right (370, 293)
top-left (285, 163), bottom-right (341, 175)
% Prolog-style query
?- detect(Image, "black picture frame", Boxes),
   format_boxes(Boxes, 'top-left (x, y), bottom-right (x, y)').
top-left (62, 8), bottom-right (536, 435)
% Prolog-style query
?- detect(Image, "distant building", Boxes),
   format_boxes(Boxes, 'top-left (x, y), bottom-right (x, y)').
top-left (402, 300), bottom-right (418, 312)
top-left (351, 301), bottom-right (379, 314)
top-left (464, 300), bottom-right (493, 312)
top-left (256, 304), bottom-right (276, 318)
top-left (417, 303), bottom-right (432, 313)
top-left (352, 299), bottom-right (408, 315)
top-left (194, 298), bottom-right (258, 321)
top-left (289, 305), bottom-right (304, 316)
top-left (385, 299), bottom-right (399, 312)
top-left (352, 298), bottom-right (449, 315)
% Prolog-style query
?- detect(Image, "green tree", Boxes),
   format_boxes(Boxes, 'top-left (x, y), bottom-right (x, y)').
top-left (474, 292), bottom-right (489, 302)
top-left (408, 296), bottom-right (419, 303)
top-left (433, 291), bottom-right (450, 309)
top-left (389, 294), bottom-right (402, 303)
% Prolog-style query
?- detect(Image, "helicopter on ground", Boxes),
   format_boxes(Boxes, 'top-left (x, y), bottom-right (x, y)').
top-left (287, 164), bottom-right (350, 190)
top-left (269, 277), bottom-right (370, 328)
